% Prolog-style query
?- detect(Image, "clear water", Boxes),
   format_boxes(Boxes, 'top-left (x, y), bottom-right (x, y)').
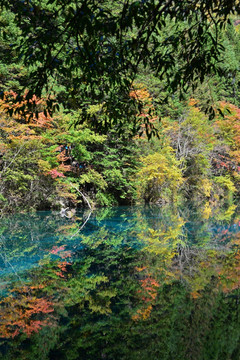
top-left (0, 205), bottom-right (240, 359)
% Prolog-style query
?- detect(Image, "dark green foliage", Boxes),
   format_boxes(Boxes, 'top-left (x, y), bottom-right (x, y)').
top-left (0, 0), bottom-right (239, 135)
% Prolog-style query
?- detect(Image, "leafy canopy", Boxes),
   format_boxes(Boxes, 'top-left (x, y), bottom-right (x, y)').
top-left (0, 0), bottom-right (240, 135)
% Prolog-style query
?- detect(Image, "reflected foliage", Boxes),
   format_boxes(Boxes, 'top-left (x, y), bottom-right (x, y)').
top-left (1, 205), bottom-right (240, 359)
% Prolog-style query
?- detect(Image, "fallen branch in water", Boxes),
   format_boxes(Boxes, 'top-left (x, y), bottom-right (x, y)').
top-left (70, 183), bottom-right (92, 210)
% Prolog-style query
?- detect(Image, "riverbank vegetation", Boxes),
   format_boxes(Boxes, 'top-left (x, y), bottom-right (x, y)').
top-left (1, 2), bottom-right (240, 214)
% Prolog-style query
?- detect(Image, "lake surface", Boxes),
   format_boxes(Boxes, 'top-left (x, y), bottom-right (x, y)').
top-left (1, 204), bottom-right (240, 359)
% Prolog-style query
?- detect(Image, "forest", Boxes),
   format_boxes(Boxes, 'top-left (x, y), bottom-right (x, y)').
top-left (0, 0), bottom-right (240, 214)
top-left (2, 2), bottom-right (240, 359)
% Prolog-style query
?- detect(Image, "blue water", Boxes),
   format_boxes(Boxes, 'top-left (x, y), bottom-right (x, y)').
top-left (1, 205), bottom-right (240, 360)
top-left (1, 206), bottom-right (240, 279)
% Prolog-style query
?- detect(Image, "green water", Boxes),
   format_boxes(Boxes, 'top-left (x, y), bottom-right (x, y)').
top-left (1, 205), bottom-right (240, 359)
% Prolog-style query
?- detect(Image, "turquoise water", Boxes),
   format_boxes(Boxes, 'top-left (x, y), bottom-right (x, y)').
top-left (1, 205), bottom-right (240, 359)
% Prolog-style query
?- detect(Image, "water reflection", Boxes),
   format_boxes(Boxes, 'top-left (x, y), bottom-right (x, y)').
top-left (1, 204), bottom-right (240, 359)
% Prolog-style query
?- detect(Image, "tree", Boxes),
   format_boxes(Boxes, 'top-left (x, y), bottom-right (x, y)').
top-left (137, 146), bottom-right (183, 204)
top-left (0, 0), bottom-right (239, 136)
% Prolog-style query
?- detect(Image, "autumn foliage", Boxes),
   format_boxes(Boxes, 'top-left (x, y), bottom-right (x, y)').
top-left (0, 286), bottom-right (54, 338)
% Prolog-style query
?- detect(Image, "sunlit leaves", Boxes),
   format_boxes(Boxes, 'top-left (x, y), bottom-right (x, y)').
top-left (137, 146), bottom-right (183, 203)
